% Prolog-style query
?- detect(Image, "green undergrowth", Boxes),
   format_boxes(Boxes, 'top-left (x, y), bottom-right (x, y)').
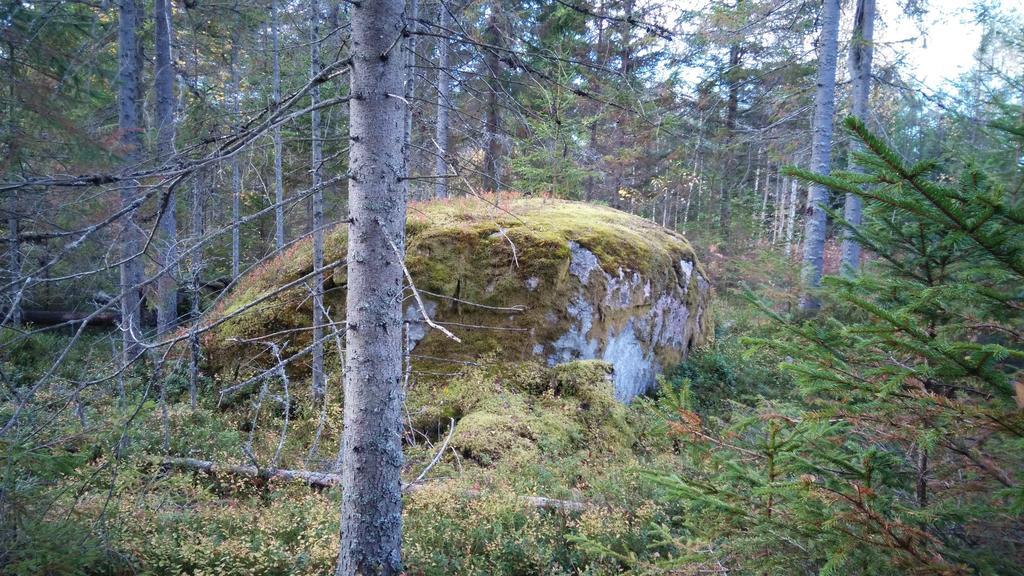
top-left (0, 358), bottom-right (704, 575)
top-left (2, 292), bottom-right (752, 575)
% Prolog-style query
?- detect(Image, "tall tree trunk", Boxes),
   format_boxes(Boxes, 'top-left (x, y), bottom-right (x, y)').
top-left (683, 115), bottom-right (703, 232)
top-left (272, 0), bottom-right (286, 250)
top-left (336, 0), bottom-right (406, 573)
top-left (6, 196), bottom-right (20, 328)
top-left (672, 182), bottom-right (681, 229)
top-left (799, 0), bottom-right (840, 312)
top-left (154, 0), bottom-right (177, 336)
top-left (584, 1), bottom-right (607, 202)
top-left (682, 182), bottom-right (692, 231)
top-left (619, 0), bottom-right (634, 75)
top-left (404, 0), bottom-right (418, 197)
top-left (840, 0), bottom-right (875, 274)
top-left (310, 0), bottom-right (325, 401)
top-left (482, 4), bottom-right (502, 191)
top-left (433, 1), bottom-right (450, 199)
top-left (758, 161), bottom-right (770, 240)
top-left (608, 0), bottom-right (635, 208)
top-left (773, 167), bottom-right (785, 244)
top-left (230, 33), bottom-right (242, 280)
top-left (661, 188), bottom-right (669, 227)
top-left (3, 42), bottom-right (21, 328)
top-left (724, 42), bottom-right (741, 131)
top-left (720, 1), bottom-right (743, 234)
top-left (188, 170), bottom-right (206, 409)
top-left (117, 0), bottom-right (144, 363)
top-left (583, 124), bottom-right (597, 201)
top-left (772, 174), bottom-right (780, 244)
top-left (691, 153), bottom-right (704, 228)
top-left (785, 175), bottom-right (797, 257)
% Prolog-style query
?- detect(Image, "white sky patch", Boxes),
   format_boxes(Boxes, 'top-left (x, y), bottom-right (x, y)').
top-left (661, 0), bottom-right (1020, 94)
top-left (875, 0), bottom-right (984, 91)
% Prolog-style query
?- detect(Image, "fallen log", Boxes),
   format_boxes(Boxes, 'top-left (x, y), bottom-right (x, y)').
top-left (10, 279), bottom-right (228, 329)
top-left (20, 308), bottom-right (122, 326)
top-left (201, 276), bottom-right (232, 293)
top-left (457, 489), bottom-right (592, 513)
top-left (157, 456), bottom-right (592, 513)
top-left (160, 457), bottom-right (341, 487)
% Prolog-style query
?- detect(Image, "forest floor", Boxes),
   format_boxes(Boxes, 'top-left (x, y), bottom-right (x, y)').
top-left (3, 245), bottom-right (799, 576)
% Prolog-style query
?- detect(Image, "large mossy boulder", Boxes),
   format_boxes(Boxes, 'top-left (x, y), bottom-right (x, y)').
top-left (203, 197), bottom-right (712, 402)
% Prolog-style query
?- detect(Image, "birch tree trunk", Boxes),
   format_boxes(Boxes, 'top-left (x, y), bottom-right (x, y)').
top-left (117, 0), bottom-right (144, 362)
top-left (840, 0), bottom-right (876, 274)
top-left (154, 0), bottom-right (177, 335)
top-left (799, 0), bottom-right (840, 312)
top-left (336, 0), bottom-right (407, 573)
top-left (271, 0), bottom-right (286, 250)
top-left (309, 0), bottom-right (325, 401)
top-left (433, 1), bottom-right (450, 199)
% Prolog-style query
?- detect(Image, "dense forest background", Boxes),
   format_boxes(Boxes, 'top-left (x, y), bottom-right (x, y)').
top-left (1, 0), bottom-right (1022, 574)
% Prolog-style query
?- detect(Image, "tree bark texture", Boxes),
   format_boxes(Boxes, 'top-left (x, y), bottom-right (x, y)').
top-left (230, 33), bottom-right (242, 280)
top-left (482, 4), bottom-right (503, 191)
top-left (799, 0), bottom-right (840, 312)
top-left (310, 0), bottom-right (325, 401)
top-left (433, 1), bottom-right (450, 199)
top-left (336, 0), bottom-right (407, 573)
top-left (404, 0), bottom-right (418, 191)
top-left (840, 0), bottom-right (875, 274)
top-left (154, 0), bottom-right (178, 336)
top-left (272, 0), bottom-right (286, 250)
top-left (117, 0), bottom-right (144, 362)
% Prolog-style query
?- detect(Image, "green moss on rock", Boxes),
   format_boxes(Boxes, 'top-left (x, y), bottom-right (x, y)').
top-left (202, 196), bottom-right (712, 401)
top-left (450, 410), bottom-right (538, 466)
top-left (551, 360), bottom-right (634, 450)
top-left (426, 360), bottom-right (636, 465)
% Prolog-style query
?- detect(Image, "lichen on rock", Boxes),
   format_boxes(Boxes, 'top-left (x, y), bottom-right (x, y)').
top-left (202, 196), bottom-right (712, 402)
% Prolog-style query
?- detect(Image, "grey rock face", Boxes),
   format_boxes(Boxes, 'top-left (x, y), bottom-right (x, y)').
top-left (568, 241), bottom-right (601, 284)
top-left (405, 299), bottom-right (438, 349)
top-left (680, 260), bottom-right (694, 292)
top-left (601, 320), bottom-right (653, 402)
top-left (548, 296), bottom-right (599, 365)
top-left (544, 242), bottom-right (710, 402)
